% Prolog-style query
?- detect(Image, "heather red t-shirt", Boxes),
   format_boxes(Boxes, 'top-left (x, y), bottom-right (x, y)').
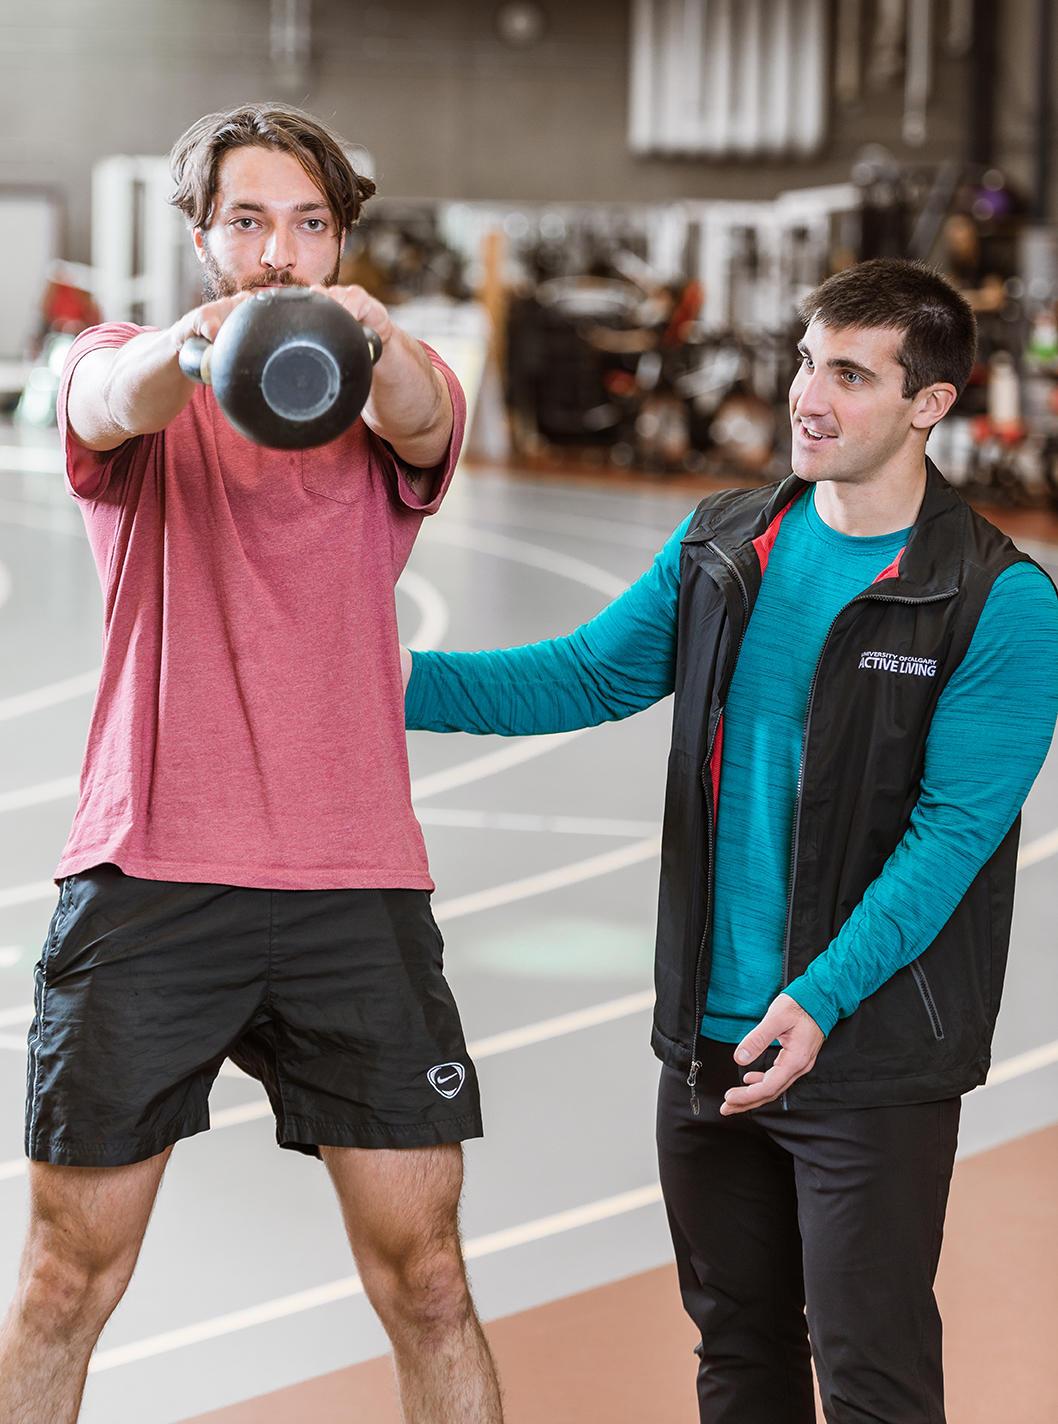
top-left (56, 322), bottom-right (465, 890)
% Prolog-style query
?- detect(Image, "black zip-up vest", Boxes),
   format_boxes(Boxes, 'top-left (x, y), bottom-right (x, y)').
top-left (650, 461), bottom-right (1040, 1108)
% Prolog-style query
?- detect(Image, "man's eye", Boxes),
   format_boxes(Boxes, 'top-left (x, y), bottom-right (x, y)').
top-left (842, 371), bottom-right (862, 385)
top-left (304, 218), bottom-right (325, 231)
top-left (233, 218), bottom-right (257, 230)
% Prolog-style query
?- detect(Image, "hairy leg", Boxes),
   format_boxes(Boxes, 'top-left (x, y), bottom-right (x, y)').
top-left (0, 1150), bottom-right (170, 1424)
top-left (323, 1142), bottom-right (502, 1424)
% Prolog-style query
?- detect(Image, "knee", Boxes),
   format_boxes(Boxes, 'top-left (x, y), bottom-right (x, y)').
top-left (15, 1230), bottom-right (135, 1341)
top-left (365, 1242), bottom-right (473, 1346)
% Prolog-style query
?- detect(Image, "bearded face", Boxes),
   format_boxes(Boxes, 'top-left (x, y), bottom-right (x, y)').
top-left (198, 237), bottom-right (342, 299)
top-left (193, 146), bottom-right (344, 300)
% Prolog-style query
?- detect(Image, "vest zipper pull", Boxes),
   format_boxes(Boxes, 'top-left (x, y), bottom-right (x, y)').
top-left (687, 1059), bottom-right (701, 1116)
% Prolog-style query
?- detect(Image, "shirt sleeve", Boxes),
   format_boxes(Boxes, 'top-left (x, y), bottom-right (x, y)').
top-left (404, 514), bottom-right (691, 734)
top-left (57, 322), bottom-right (144, 500)
top-left (786, 560), bottom-right (1058, 1035)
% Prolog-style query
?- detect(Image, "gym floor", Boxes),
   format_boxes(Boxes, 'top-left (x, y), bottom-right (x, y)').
top-left (1, 425), bottom-right (1055, 1423)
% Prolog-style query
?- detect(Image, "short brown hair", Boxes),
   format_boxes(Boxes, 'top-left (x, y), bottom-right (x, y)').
top-left (799, 258), bottom-right (977, 398)
top-left (168, 102), bottom-right (376, 234)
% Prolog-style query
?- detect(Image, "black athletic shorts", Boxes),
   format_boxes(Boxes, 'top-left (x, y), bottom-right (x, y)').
top-left (25, 864), bottom-right (482, 1167)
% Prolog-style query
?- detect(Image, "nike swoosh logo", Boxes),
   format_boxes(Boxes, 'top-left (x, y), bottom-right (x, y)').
top-left (437, 1072), bottom-right (460, 1084)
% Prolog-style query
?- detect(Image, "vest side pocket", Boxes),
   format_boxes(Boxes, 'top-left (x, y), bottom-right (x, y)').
top-left (909, 960), bottom-right (945, 1040)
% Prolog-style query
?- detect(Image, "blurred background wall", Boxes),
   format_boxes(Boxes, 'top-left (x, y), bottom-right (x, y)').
top-left (0, 0), bottom-right (1046, 262)
top-left (3, 0), bottom-right (1057, 500)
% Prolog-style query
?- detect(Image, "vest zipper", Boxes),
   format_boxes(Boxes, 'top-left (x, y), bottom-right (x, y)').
top-left (687, 542), bottom-right (751, 1115)
top-left (777, 585), bottom-right (958, 1108)
top-left (909, 960), bottom-right (945, 1038)
top-left (688, 754), bottom-right (714, 1116)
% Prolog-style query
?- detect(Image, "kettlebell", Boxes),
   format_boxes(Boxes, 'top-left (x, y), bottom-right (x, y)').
top-left (178, 287), bottom-right (383, 450)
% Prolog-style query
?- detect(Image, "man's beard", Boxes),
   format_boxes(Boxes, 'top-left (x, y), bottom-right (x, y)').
top-left (198, 240), bottom-right (341, 300)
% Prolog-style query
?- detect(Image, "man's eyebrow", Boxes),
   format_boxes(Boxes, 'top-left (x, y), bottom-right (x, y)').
top-left (796, 341), bottom-right (879, 380)
top-left (219, 199), bottom-right (332, 214)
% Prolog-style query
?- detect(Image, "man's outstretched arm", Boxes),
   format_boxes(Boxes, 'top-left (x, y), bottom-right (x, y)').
top-left (316, 283), bottom-right (453, 475)
top-left (404, 514), bottom-right (691, 736)
top-left (66, 294), bottom-right (250, 451)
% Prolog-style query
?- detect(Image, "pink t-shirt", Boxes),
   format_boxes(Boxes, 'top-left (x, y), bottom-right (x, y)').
top-left (56, 322), bottom-right (465, 890)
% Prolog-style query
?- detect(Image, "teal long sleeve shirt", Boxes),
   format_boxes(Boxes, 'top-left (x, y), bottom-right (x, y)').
top-left (406, 495), bottom-right (1058, 1039)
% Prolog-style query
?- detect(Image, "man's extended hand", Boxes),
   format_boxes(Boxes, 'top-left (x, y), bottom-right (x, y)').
top-left (314, 283), bottom-right (451, 471)
top-left (313, 283), bottom-right (394, 347)
top-left (719, 993), bottom-right (824, 1116)
top-left (168, 290), bottom-right (254, 354)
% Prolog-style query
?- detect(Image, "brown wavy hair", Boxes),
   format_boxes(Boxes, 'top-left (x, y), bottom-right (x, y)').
top-left (169, 103), bottom-right (376, 235)
top-left (799, 259), bottom-right (977, 398)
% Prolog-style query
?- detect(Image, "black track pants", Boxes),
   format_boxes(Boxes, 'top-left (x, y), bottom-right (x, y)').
top-left (656, 1046), bottom-right (960, 1424)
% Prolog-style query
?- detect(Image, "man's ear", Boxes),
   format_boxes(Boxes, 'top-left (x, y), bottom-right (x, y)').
top-left (911, 382), bottom-right (958, 430)
top-left (191, 227), bottom-right (207, 267)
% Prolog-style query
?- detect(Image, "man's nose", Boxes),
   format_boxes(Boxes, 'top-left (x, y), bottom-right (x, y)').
top-left (792, 367), bottom-right (827, 414)
top-left (261, 227), bottom-right (296, 269)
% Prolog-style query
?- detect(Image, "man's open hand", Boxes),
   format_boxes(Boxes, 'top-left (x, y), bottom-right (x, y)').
top-left (720, 993), bottom-right (825, 1116)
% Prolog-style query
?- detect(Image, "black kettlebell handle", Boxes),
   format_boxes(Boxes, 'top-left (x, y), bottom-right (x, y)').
top-left (178, 335), bottom-right (214, 385)
top-left (178, 322), bottom-right (383, 385)
top-left (176, 288), bottom-right (383, 449)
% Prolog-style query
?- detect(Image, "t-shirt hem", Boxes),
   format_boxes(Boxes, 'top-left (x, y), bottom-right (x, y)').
top-left (55, 848), bottom-right (435, 893)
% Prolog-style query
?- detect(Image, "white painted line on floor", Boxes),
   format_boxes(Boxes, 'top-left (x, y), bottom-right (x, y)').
top-left (430, 835), bottom-right (662, 921)
top-left (481, 508), bottom-right (679, 551)
top-left (0, 882), bottom-right (56, 910)
top-left (469, 989), bottom-right (655, 1059)
top-left (418, 808), bottom-right (662, 837)
top-left (86, 1182), bottom-right (664, 1373)
top-left (210, 1100), bottom-right (273, 1130)
top-left (410, 729), bottom-right (588, 800)
top-left (0, 1004), bottom-right (33, 1028)
top-left (0, 446), bottom-right (64, 475)
top-left (976, 1038), bottom-right (1058, 1088)
top-left (1017, 827), bottom-right (1058, 869)
top-left (0, 670), bottom-right (99, 722)
top-left (0, 499), bottom-right (83, 538)
top-left (0, 775), bottom-right (80, 815)
top-left (428, 524), bottom-right (629, 598)
top-left (397, 568), bottom-right (448, 652)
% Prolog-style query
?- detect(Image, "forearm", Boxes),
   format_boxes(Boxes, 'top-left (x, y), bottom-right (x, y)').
top-left (362, 327), bottom-right (452, 469)
top-left (407, 627), bottom-right (665, 736)
top-left (68, 295), bottom-right (247, 452)
top-left (97, 329), bottom-right (195, 441)
top-left (404, 512), bottom-right (686, 734)
top-left (405, 538), bottom-right (685, 735)
top-left (786, 561), bottom-right (1058, 1034)
top-left (785, 813), bottom-right (1012, 1035)
top-left (67, 329), bottom-right (195, 451)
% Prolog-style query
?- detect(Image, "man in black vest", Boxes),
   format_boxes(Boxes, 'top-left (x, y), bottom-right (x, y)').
top-left (404, 260), bottom-right (1058, 1422)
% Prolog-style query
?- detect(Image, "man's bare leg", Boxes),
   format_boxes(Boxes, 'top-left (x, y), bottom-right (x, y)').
top-left (323, 1142), bottom-right (502, 1423)
top-left (0, 1150), bottom-right (170, 1424)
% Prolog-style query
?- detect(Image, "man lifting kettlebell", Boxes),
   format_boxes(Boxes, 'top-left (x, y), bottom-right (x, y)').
top-left (0, 103), bottom-right (503, 1424)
